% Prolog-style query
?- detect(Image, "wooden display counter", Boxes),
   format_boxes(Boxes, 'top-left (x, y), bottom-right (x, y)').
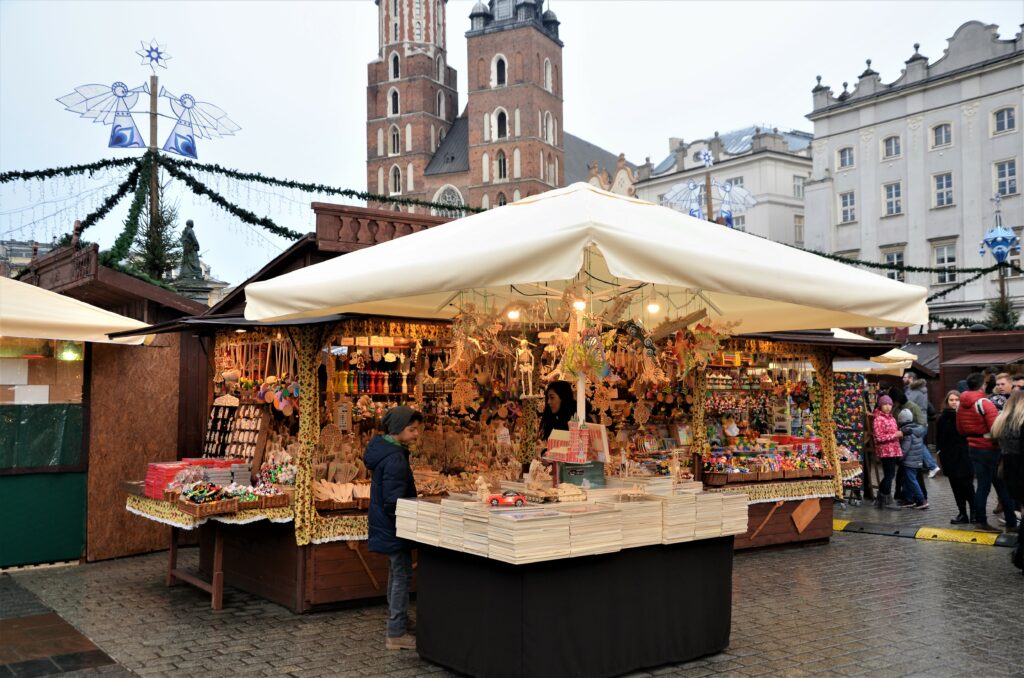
top-left (732, 497), bottom-right (833, 550)
top-left (197, 521), bottom-right (405, 613)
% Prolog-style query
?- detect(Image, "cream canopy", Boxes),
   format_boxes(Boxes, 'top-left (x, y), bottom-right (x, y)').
top-left (244, 182), bottom-right (928, 332)
top-left (0, 277), bottom-right (150, 345)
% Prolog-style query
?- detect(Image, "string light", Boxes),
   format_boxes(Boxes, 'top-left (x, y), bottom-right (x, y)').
top-left (646, 285), bottom-right (661, 314)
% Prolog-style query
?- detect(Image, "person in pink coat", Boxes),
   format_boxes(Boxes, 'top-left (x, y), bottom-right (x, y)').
top-left (873, 394), bottom-right (904, 510)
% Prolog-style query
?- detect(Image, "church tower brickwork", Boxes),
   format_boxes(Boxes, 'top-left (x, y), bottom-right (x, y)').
top-left (366, 0), bottom-right (564, 213)
top-left (366, 0), bottom-right (459, 209)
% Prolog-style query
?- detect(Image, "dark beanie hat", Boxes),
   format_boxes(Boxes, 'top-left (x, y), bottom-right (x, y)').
top-left (382, 406), bottom-right (422, 435)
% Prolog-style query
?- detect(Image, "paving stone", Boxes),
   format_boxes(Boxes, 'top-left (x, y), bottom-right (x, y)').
top-left (3, 533), bottom-right (1022, 677)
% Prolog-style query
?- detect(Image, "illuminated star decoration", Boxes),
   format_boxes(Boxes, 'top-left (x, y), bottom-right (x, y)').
top-left (136, 39), bottom-right (171, 72)
top-left (700, 149), bottom-right (714, 168)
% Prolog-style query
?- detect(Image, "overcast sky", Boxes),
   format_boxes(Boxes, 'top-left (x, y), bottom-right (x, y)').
top-left (2, 1), bottom-right (1022, 286)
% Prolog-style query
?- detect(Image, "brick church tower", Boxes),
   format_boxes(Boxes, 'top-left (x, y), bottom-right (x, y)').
top-left (366, 0), bottom-right (459, 208)
top-left (367, 0), bottom-right (565, 212)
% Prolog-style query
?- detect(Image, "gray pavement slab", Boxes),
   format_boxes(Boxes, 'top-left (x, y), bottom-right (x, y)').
top-left (6, 532), bottom-right (1023, 677)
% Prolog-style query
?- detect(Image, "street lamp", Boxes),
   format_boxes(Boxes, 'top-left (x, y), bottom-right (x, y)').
top-left (978, 193), bottom-right (1021, 304)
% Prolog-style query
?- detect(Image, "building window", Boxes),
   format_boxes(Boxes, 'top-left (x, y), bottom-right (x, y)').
top-left (414, 21), bottom-right (423, 42)
top-left (793, 175), bottom-right (805, 199)
top-left (496, 192), bottom-right (508, 207)
top-left (392, 0), bottom-right (398, 14)
top-left (496, 150), bottom-right (507, 180)
top-left (994, 107), bottom-right (1016, 134)
top-left (934, 172), bottom-right (953, 207)
top-left (390, 126), bottom-right (400, 155)
top-left (544, 111), bottom-right (553, 143)
top-left (436, 91), bottom-right (444, 118)
top-left (543, 58), bottom-right (552, 92)
top-left (496, 110), bottom-right (508, 139)
top-left (882, 135), bottom-right (901, 159)
top-left (732, 215), bottom-right (746, 232)
top-left (389, 89), bottom-right (400, 116)
top-left (883, 250), bottom-right (905, 282)
top-left (794, 214), bottom-right (804, 245)
top-left (392, 22), bottom-right (399, 42)
top-left (414, 0), bottom-right (422, 16)
top-left (391, 54), bottom-right (400, 80)
top-left (390, 165), bottom-right (402, 194)
top-left (432, 185), bottom-right (465, 219)
top-left (839, 191), bottom-right (856, 223)
top-left (496, 57), bottom-right (506, 87)
top-left (726, 176), bottom-right (744, 188)
top-left (933, 243), bottom-right (957, 284)
top-left (837, 147), bottom-right (854, 169)
top-left (931, 123), bottom-right (952, 148)
top-left (883, 182), bottom-right (902, 216)
top-left (995, 159), bottom-right (1018, 196)
top-left (436, 56), bottom-right (444, 82)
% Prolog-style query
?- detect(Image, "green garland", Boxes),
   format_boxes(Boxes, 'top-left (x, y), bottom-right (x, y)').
top-left (925, 269), bottom-right (992, 302)
top-left (804, 248), bottom-right (995, 274)
top-left (79, 161), bottom-right (142, 232)
top-left (157, 157), bottom-right (305, 241)
top-left (99, 153), bottom-right (152, 267)
top-left (0, 156), bottom-right (139, 184)
top-left (159, 155), bottom-right (485, 215)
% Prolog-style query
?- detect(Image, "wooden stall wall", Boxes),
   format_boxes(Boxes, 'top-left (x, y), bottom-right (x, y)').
top-left (86, 333), bottom-right (182, 561)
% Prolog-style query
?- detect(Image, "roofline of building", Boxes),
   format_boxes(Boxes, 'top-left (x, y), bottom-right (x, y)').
top-left (807, 50), bottom-right (1023, 121)
top-left (638, 148), bottom-right (811, 186)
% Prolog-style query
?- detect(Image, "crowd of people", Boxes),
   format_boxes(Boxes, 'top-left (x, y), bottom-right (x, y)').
top-left (872, 368), bottom-right (1023, 574)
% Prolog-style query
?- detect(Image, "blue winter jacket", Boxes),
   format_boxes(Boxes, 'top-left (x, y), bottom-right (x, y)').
top-left (364, 435), bottom-right (418, 554)
top-left (898, 411), bottom-right (927, 469)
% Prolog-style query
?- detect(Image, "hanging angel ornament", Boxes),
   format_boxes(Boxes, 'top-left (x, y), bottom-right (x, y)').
top-left (712, 179), bottom-right (758, 228)
top-left (57, 81), bottom-right (148, 149)
top-left (159, 87), bottom-right (240, 159)
top-left (661, 180), bottom-right (704, 220)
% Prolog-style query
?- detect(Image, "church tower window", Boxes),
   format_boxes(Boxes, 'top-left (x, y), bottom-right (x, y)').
top-left (391, 54), bottom-right (400, 80)
top-left (390, 165), bottom-right (402, 194)
top-left (497, 150), bottom-right (508, 180)
top-left (496, 110), bottom-right (508, 139)
top-left (496, 57), bottom-right (507, 86)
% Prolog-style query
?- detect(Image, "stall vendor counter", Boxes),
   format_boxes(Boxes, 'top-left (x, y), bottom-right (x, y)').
top-left (416, 538), bottom-right (733, 678)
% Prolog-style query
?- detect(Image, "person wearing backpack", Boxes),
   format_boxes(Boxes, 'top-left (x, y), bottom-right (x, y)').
top-left (956, 372), bottom-right (1018, 533)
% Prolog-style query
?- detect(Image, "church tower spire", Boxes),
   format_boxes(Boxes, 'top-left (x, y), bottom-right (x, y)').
top-left (367, 0), bottom-right (458, 209)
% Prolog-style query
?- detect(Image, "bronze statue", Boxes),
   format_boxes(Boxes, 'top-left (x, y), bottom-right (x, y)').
top-left (179, 219), bottom-right (202, 280)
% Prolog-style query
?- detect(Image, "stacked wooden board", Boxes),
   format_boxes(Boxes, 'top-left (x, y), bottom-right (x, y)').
top-left (395, 486), bottom-right (751, 565)
top-left (487, 509), bottom-right (570, 564)
top-left (555, 504), bottom-right (623, 557)
top-left (596, 495), bottom-right (663, 548)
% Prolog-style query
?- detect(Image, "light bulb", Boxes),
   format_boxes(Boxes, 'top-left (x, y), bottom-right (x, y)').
top-left (572, 300), bottom-right (587, 311)
top-left (507, 309), bottom-right (521, 320)
top-left (646, 300), bottom-right (661, 314)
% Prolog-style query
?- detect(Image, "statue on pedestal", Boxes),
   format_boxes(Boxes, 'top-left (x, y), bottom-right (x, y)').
top-left (179, 219), bottom-right (202, 280)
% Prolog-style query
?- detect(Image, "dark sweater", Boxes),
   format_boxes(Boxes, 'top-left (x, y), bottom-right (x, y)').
top-left (936, 409), bottom-right (972, 478)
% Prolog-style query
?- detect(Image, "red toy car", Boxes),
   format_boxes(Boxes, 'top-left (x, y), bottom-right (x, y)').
top-left (488, 490), bottom-right (526, 507)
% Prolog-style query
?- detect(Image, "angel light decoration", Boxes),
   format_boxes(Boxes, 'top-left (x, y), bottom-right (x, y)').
top-left (57, 39), bottom-right (238, 158)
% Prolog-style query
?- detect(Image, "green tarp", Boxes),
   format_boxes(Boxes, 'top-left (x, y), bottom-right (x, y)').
top-left (0, 404), bottom-right (83, 469)
top-left (0, 473), bottom-right (86, 567)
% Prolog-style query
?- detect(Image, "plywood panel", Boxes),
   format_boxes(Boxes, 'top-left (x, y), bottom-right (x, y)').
top-left (733, 498), bottom-right (833, 550)
top-left (86, 334), bottom-right (181, 561)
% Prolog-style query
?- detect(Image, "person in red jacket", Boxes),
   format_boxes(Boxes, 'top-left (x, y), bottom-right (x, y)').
top-left (956, 372), bottom-right (1018, 532)
top-left (872, 395), bottom-right (904, 510)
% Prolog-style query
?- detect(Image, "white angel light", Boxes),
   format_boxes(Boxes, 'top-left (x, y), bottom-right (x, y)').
top-left (159, 88), bottom-right (240, 159)
top-left (661, 180), bottom-right (705, 220)
top-left (57, 81), bottom-right (148, 149)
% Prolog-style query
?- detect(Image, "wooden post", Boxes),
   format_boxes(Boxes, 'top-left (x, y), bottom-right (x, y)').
top-left (148, 74), bottom-right (159, 230)
top-left (704, 172), bottom-right (713, 221)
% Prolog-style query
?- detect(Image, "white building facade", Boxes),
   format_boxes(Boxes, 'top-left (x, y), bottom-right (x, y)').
top-left (804, 21), bottom-right (1023, 325)
top-left (635, 126), bottom-right (812, 246)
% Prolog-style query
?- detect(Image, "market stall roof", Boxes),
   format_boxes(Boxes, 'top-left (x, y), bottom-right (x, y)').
top-left (0, 277), bottom-right (151, 345)
top-left (942, 350), bottom-right (1024, 366)
top-left (106, 312), bottom-right (348, 339)
top-left (244, 183), bottom-right (929, 333)
top-left (833, 358), bottom-right (912, 376)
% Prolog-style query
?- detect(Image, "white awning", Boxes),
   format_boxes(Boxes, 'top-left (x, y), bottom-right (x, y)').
top-left (0, 277), bottom-right (151, 345)
top-left (244, 182), bottom-right (928, 333)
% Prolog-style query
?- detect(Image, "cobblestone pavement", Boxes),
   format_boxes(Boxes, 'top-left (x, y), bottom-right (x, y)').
top-left (842, 471), bottom-right (1021, 534)
top-left (6, 531), bottom-right (1022, 677)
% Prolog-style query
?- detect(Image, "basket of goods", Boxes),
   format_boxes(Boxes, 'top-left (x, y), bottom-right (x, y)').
top-left (254, 483), bottom-right (290, 508)
top-left (704, 471), bottom-right (728, 486)
top-left (178, 483), bottom-right (238, 517)
top-left (726, 469), bottom-right (749, 483)
top-left (222, 483), bottom-right (261, 510)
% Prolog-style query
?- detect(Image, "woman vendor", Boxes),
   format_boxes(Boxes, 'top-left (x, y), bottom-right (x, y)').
top-left (540, 380), bottom-right (593, 440)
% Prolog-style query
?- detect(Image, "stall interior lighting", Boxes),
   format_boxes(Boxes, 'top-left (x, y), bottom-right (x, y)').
top-left (235, 329), bottom-right (247, 334)
top-left (646, 287), bottom-right (661, 314)
top-left (507, 309), bottom-right (521, 321)
top-left (572, 300), bottom-right (587, 311)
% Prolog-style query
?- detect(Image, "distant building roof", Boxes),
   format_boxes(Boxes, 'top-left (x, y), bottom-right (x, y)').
top-left (563, 132), bottom-right (635, 184)
top-left (652, 125), bottom-right (813, 176)
top-left (424, 117), bottom-right (470, 176)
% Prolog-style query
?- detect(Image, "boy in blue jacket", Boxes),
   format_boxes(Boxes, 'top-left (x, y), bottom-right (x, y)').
top-left (365, 406), bottom-right (421, 650)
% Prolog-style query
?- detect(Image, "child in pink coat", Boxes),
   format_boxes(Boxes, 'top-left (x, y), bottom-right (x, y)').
top-left (872, 395), bottom-right (904, 510)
